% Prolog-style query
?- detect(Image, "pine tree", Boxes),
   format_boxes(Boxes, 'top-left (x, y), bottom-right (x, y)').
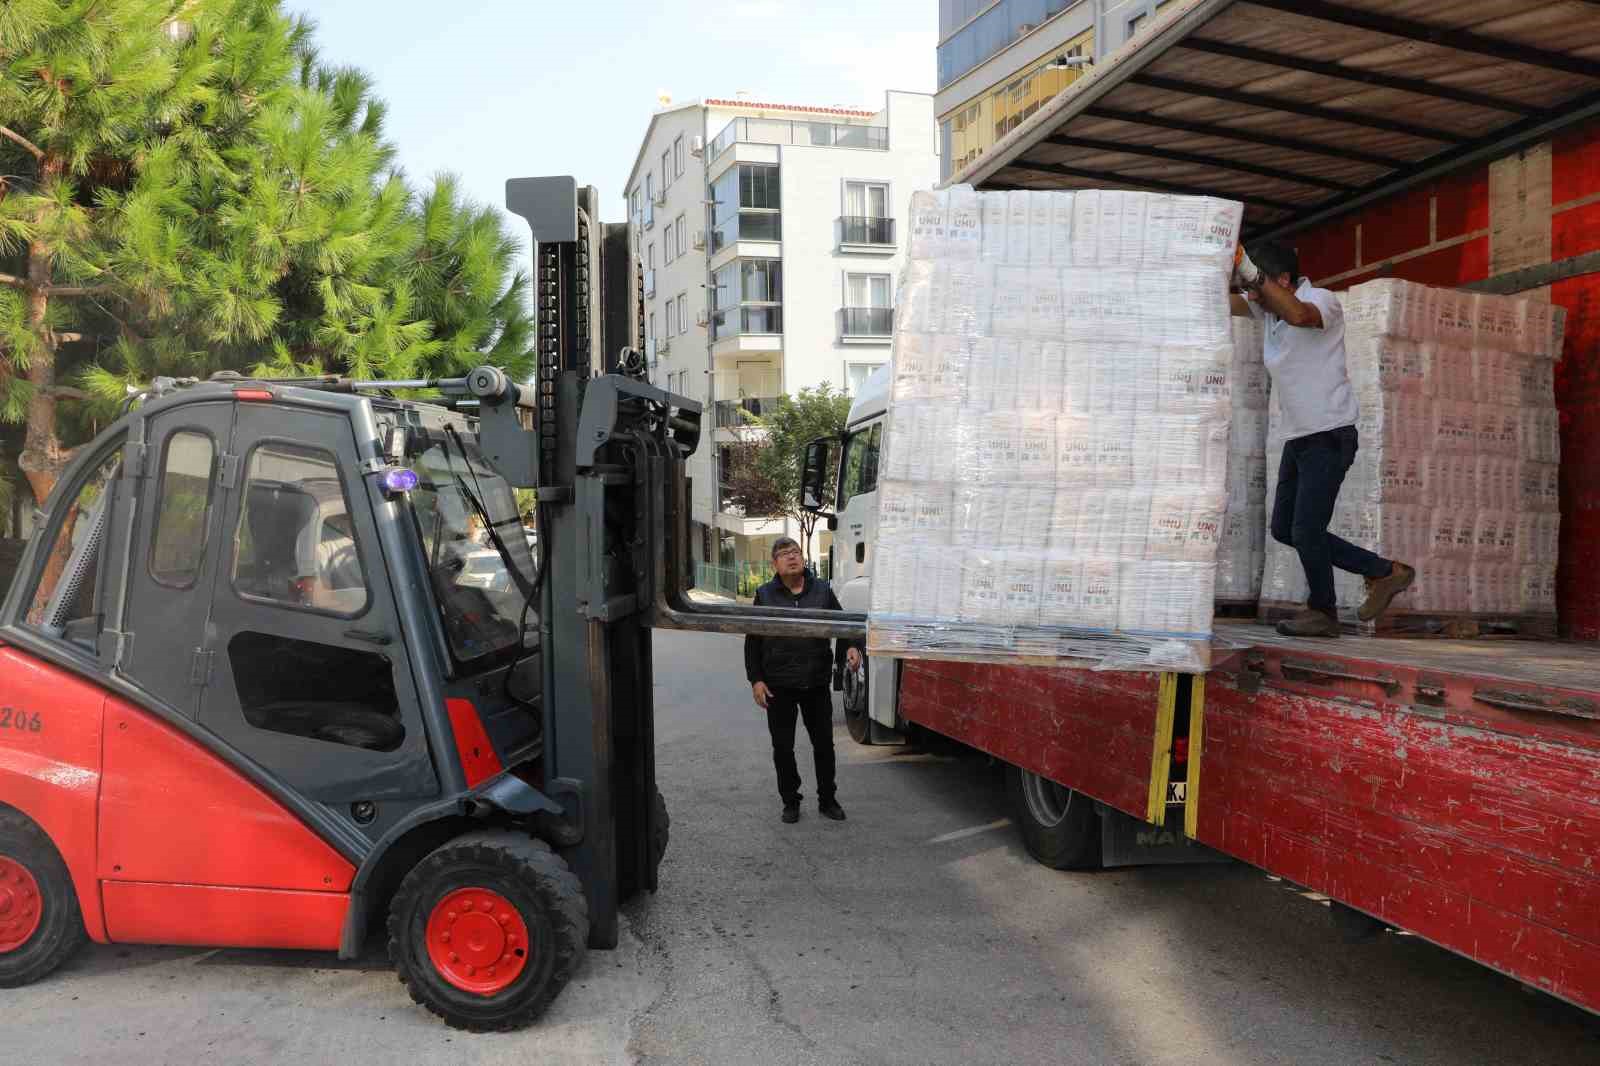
top-left (4, 1), bottom-right (535, 508)
top-left (0, 0), bottom-right (223, 503)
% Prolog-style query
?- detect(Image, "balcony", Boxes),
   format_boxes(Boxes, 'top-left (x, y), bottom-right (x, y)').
top-left (839, 307), bottom-right (894, 343)
top-left (711, 306), bottom-right (783, 339)
top-left (709, 117), bottom-right (889, 162)
top-left (714, 396), bottom-right (781, 431)
top-left (839, 215), bottom-right (895, 250)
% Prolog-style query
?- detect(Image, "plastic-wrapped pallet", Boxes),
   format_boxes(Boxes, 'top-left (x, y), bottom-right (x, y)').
top-left (1260, 279), bottom-right (1565, 625)
top-left (1216, 316), bottom-right (1269, 604)
top-left (873, 185), bottom-right (1243, 673)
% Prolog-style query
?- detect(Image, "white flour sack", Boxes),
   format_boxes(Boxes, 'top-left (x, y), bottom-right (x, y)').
top-left (869, 185), bottom-right (1241, 672)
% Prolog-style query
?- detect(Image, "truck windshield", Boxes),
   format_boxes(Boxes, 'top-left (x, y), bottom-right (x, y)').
top-left (405, 430), bottom-right (538, 666)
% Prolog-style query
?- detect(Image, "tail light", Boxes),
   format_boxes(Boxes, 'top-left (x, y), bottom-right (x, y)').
top-left (1173, 737), bottom-right (1189, 764)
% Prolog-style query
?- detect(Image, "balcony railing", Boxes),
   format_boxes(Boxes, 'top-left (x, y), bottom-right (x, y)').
top-left (711, 306), bottom-right (783, 339)
top-left (840, 216), bottom-right (895, 246)
top-left (714, 396), bottom-right (781, 430)
top-left (840, 307), bottom-right (894, 338)
top-left (709, 117), bottom-right (889, 161)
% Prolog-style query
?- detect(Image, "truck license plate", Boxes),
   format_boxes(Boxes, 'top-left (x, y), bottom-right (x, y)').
top-left (1165, 780), bottom-right (1187, 804)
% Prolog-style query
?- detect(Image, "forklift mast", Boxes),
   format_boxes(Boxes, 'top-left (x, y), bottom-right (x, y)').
top-left (479, 177), bottom-right (865, 947)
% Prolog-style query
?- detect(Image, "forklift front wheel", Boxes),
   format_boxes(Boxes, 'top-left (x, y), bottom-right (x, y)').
top-left (0, 809), bottom-right (87, 988)
top-left (388, 830), bottom-right (589, 1031)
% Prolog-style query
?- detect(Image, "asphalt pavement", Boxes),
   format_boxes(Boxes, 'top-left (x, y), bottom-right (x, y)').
top-left (10, 628), bottom-right (1600, 1065)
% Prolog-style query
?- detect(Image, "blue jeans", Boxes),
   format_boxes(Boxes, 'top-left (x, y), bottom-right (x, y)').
top-left (1270, 426), bottom-right (1390, 613)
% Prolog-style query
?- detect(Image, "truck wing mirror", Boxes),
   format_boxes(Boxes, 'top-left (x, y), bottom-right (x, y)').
top-left (800, 438), bottom-right (833, 515)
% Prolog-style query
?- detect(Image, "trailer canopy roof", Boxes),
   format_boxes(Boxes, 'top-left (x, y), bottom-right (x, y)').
top-left (951, 0), bottom-right (1600, 240)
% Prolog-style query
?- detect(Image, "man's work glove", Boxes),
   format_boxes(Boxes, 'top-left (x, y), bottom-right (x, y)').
top-left (1233, 245), bottom-right (1263, 290)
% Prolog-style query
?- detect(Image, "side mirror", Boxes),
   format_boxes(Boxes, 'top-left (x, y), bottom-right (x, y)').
top-left (800, 438), bottom-right (833, 515)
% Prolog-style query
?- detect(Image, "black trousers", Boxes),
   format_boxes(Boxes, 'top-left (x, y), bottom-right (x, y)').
top-left (765, 686), bottom-right (836, 806)
top-left (1270, 425), bottom-right (1389, 613)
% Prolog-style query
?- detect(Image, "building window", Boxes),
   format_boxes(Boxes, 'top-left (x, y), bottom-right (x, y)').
top-left (1127, 12), bottom-right (1146, 36)
top-left (843, 181), bottom-right (893, 244)
top-left (843, 273), bottom-right (892, 337)
top-left (937, 0), bottom-right (1079, 89)
top-left (847, 363), bottom-right (886, 397)
top-left (647, 243), bottom-right (655, 269)
top-left (710, 258), bottom-right (783, 338)
top-left (629, 187), bottom-right (641, 221)
top-left (664, 228), bottom-right (674, 265)
top-left (645, 171), bottom-right (654, 202)
top-left (674, 135), bottom-right (685, 177)
top-left (678, 293), bottom-right (688, 334)
top-left (674, 213), bottom-right (687, 259)
top-left (662, 150), bottom-right (672, 190)
top-left (940, 32), bottom-right (1091, 180)
top-left (710, 164), bottom-right (782, 252)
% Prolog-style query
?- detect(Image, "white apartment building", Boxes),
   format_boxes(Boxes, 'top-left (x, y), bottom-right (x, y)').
top-left (624, 91), bottom-right (940, 584)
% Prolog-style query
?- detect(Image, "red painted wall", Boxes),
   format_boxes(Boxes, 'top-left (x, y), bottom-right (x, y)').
top-left (1292, 120), bottom-right (1600, 639)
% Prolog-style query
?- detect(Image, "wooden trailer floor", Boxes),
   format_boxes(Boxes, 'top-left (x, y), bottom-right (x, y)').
top-left (1214, 621), bottom-right (1600, 696)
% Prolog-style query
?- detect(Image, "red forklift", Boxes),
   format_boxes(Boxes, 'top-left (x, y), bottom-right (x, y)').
top-left (0, 177), bottom-right (862, 1029)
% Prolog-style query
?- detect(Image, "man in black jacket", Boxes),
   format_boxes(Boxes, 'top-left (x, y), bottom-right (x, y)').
top-left (744, 537), bottom-right (861, 824)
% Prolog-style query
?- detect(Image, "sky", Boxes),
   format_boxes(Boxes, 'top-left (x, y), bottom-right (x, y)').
top-left (298, 0), bottom-right (938, 248)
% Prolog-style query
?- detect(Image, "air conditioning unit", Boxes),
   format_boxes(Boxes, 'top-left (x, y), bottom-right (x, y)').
top-left (652, 188), bottom-right (668, 206)
top-left (658, 339), bottom-right (672, 356)
top-left (689, 135), bottom-right (705, 157)
top-left (692, 229), bottom-right (706, 250)
top-left (695, 309), bottom-right (710, 327)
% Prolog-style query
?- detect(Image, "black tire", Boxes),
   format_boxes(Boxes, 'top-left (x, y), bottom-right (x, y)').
top-left (0, 808), bottom-right (87, 988)
top-left (387, 830), bottom-right (588, 1031)
top-left (650, 788), bottom-right (670, 873)
top-left (1006, 765), bottom-right (1099, 870)
top-left (842, 659), bottom-right (871, 746)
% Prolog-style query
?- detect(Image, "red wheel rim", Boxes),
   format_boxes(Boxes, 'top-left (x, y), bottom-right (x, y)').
top-left (424, 887), bottom-right (532, 995)
top-left (0, 853), bottom-right (43, 953)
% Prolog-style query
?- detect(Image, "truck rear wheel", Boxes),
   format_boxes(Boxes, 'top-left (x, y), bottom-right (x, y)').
top-left (1006, 766), bottom-right (1099, 870)
top-left (0, 809), bottom-right (87, 988)
top-left (842, 659), bottom-right (871, 745)
top-left (388, 830), bottom-right (588, 1031)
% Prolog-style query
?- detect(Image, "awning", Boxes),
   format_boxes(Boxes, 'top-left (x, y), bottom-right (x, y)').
top-left (951, 0), bottom-right (1600, 240)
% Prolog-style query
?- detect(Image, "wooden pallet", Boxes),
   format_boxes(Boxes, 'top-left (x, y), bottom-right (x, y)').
top-left (1213, 599), bottom-right (1259, 620)
top-left (1257, 599), bottom-right (1558, 639)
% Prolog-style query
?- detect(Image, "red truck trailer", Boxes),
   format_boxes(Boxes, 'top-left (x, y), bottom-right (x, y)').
top-left (873, 0), bottom-right (1600, 1015)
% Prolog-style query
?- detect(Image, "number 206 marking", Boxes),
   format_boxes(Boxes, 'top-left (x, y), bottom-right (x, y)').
top-left (0, 707), bottom-right (42, 733)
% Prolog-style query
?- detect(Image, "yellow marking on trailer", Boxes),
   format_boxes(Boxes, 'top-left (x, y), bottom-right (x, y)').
top-left (1184, 675), bottom-right (1205, 839)
top-left (1147, 672), bottom-right (1178, 824)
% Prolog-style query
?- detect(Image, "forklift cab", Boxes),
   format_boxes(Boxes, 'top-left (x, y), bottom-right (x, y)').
top-left (1, 176), bottom-right (858, 1032)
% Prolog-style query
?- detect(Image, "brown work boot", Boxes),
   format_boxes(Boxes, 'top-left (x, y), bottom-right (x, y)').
top-left (1275, 608), bottom-right (1341, 638)
top-left (1359, 562), bottom-right (1416, 622)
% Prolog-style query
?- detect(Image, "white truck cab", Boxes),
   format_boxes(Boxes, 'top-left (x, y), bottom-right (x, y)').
top-left (818, 367), bottom-right (900, 744)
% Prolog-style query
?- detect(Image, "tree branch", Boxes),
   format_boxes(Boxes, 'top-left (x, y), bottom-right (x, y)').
top-left (0, 273), bottom-right (24, 289)
top-left (0, 126), bottom-right (44, 161)
top-left (52, 332), bottom-right (86, 344)
top-left (43, 385), bottom-right (89, 401)
top-left (41, 284), bottom-right (114, 298)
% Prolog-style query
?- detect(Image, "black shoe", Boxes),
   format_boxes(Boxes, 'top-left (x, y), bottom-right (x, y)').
top-left (781, 804), bottom-right (800, 824)
top-left (819, 800), bottom-right (846, 821)
top-left (1275, 608), bottom-right (1341, 638)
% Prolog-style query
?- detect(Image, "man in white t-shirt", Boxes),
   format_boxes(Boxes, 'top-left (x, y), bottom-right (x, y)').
top-left (1231, 240), bottom-right (1415, 637)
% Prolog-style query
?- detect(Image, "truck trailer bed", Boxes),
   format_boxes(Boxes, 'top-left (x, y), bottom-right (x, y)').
top-left (897, 626), bottom-right (1600, 1013)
